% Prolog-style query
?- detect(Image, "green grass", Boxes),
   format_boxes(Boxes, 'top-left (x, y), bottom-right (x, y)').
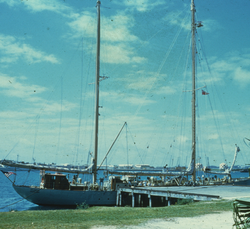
top-left (0, 200), bottom-right (233, 229)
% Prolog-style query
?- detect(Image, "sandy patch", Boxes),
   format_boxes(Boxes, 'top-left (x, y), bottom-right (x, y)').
top-left (92, 211), bottom-right (234, 229)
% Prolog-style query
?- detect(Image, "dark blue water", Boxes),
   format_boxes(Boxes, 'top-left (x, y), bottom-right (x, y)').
top-left (0, 170), bottom-right (39, 212)
top-left (0, 169), bottom-right (249, 212)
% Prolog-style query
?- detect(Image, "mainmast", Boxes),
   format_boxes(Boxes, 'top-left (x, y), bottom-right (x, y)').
top-left (191, 0), bottom-right (196, 182)
top-left (93, 0), bottom-right (101, 184)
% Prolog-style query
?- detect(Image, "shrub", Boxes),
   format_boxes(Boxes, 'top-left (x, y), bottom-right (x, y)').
top-left (76, 202), bottom-right (89, 210)
top-left (176, 198), bottom-right (193, 205)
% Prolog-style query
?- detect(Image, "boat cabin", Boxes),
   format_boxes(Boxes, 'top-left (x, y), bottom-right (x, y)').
top-left (43, 173), bottom-right (70, 190)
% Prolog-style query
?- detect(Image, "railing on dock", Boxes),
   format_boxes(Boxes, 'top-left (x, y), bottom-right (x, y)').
top-left (116, 187), bottom-right (220, 207)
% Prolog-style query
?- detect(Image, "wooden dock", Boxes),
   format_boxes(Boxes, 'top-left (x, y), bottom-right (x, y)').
top-left (116, 185), bottom-right (250, 207)
top-left (116, 186), bottom-right (220, 207)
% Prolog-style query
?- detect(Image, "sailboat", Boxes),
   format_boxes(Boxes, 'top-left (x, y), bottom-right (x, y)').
top-left (2, 1), bottom-right (250, 208)
top-left (1, 1), bottom-right (126, 207)
top-left (109, 0), bottom-right (250, 187)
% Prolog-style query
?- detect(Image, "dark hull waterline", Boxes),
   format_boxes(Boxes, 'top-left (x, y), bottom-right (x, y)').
top-left (13, 185), bottom-right (117, 206)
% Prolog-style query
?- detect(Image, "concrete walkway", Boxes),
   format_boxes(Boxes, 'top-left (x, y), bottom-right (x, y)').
top-left (143, 185), bottom-right (250, 199)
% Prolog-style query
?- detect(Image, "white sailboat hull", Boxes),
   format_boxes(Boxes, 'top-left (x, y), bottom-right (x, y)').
top-left (13, 185), bottom-right (117, 206)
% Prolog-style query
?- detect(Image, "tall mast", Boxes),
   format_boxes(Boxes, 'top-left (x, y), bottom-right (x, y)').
top-left (191, 0), bottom-right (196, 182)
top-left (93, 0), bottom-right (101, 184)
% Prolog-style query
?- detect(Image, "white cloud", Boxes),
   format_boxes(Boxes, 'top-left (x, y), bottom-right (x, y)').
top-left (163, 10), bottom-right (190, 31)
top-left (0, 73), bottom-right (76, 119)
top-left (101, 91), bottom-right (154, 106)
top-left (198, 19), bottom-right (220, 32)
top-left (21, 0), bottom-right (70, 13)
top-left (123, 96), bottom-right (155, 106)
top-left (102, 14), bottom-right (139, 42)
top-left (207, 133), bottom-right (219, 140)
top-left (126, 76), bottom-right (156, 90)
top-left (121, 70), bottom-right (174, 95)
top-left (68, 12), bottom-right (138, 42)
top-left (67, 12), bottom-right (95, 38)
top-left (0, 111), bottom-right (33, 119)
top-left (0, 0), bottom-right (16, 7)
top-left (234, 67), bottom-right (250, 87)
top-left (163, 9), bottom-right (219, 32)
top-left (0, 73), bottom-right (73, 108)
top-left (0, 34), bottom-right (59, 64)
top-left (176, 135), bottom-right (189, 144)
top-left (68, 12), bottom-right (145, 65)
top-left (0, 73), bottom-right (47, 100)
top-left (102, 43), bottom-right (146, 64)
top-left (211, 59), bottom-right (234, 72)
top-left (209, 53), bottom-right (250, 86)
top-left (35, 101), bottom-right (77, 116)
top-left (0, 0), bottom-right (71, 15)
top-left (122, 0), bottom-right (165, 12)
top-left (155, 86), bottom-right (176, 95)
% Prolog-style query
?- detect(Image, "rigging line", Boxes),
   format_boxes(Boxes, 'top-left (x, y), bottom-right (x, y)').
top-left (243, 138), bottom-right (250, 148)
top-left (197, 31), bottom-right (241, 160)
top-left (107, 5), bottom-right (190, 77)
top-left (170, 36), bottom-right (192, 166)
top-left (126, 125), bottom-right (144, 165)
top-left (181, 36), bottom-right (192, 92)
top-left (183, 85), bottom-right (206, 92)
top-left (55, 74), bottom-right (63, 163)
top-left (4, 112), bottom-right (45, 160)
top-left (196, 93), bottom-right (203, 167)
top-left (195, 44), bottom-right (207, 162)
top-left (136, 6), bottom-right (190, 53)
top-left (97, 122), bottom-right (127, 170)
top-left (74, 37), bottom-right (85, 165)
top-left (196, 32), bottom-right (228, 157)
top-left (84, 36), bottom-right (95, 155)
top-left (101, 11), bottom-right (112, 78)
top-left (171, 28), bottom-right (192, 81)
top-left (5, 38), bottom-right (86, 161)
top-left (147, 29), bottom-right (192, 165)
top-left (22, 170), bottom-right (31, 185)
top-left (126, 123), bottom-right (129, 166)
top-left (206, 94), bottom-right (226, 160)
top-left (134, 10), bottom-right (190, 117)
top-left (87, 151), bottom-right (90, 165)
top-left (99, 110), bottom-right (107, 165)
top-left (182, 41), bottom-right (193, 164)
top-left (197, 46), bottom-right (224, 166)
top-left (75, 34), bottom-right (95, 166)
top-left (161, 34), bottom-right (192, 166)
top-left (4, 140), bottom-right (23, 159)
top-left (31, 115), bottom-right (40, 163)
top-left (197, 102), bottom-right (207, 166)
top-left (179, 35), bottom-right (192, 151)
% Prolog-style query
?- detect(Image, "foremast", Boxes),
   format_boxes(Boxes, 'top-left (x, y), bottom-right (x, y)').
top-left (93, 0), bottom-right (101, 184)
top-left (191, 0), bottom-right (196, 182)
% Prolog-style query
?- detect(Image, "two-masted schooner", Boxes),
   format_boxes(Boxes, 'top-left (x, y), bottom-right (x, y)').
top-left (2, 0), bottom-right (250, 208)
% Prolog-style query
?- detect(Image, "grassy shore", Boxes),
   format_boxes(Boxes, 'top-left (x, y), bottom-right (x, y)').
top-left (0, 200), bottom-right (233, 229)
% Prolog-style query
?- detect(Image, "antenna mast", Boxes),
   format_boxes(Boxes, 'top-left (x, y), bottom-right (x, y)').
top-left (191, 0), bottom-right (196, 182)
top-left (93, 0), bottom-right (101, 184)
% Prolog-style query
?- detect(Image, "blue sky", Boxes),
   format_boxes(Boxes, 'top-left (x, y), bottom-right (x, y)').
top-left (0, 0), bottom-right (250, 168)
